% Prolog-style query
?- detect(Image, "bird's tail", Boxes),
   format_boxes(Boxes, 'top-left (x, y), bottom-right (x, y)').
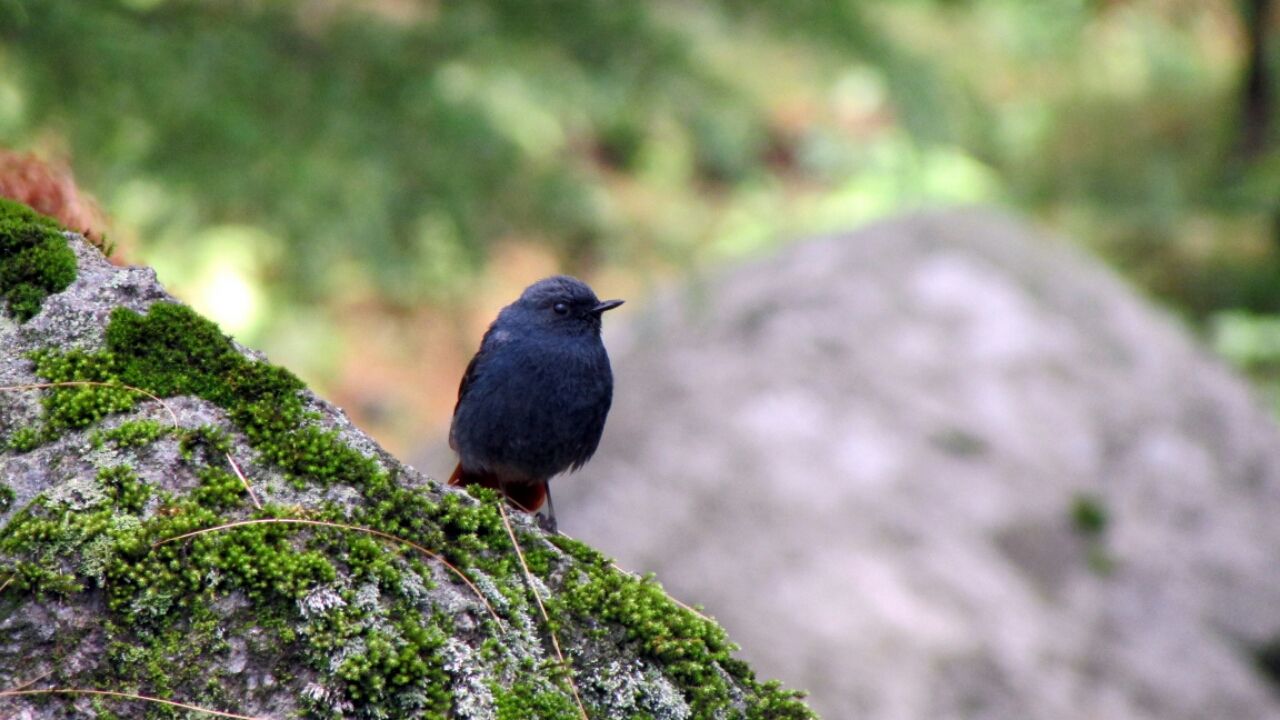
top-left (449, 463), bottom-right (548, 513)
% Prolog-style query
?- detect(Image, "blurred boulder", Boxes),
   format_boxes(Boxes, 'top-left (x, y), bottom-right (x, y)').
top-left (557, 208), bottom-right (1280, 720)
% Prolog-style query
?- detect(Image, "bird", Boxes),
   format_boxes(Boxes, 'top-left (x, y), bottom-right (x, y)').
top-left (448, 275), bottom-right (623, 532)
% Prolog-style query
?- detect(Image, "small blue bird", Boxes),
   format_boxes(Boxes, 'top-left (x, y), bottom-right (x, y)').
top-left (449, 275), bottom-right (623, 532)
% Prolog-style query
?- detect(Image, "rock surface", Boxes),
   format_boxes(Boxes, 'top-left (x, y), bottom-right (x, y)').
top-left (0, 219), bottom-right (813, 719)
top-left (557, 208), bottom-right (1280, 720)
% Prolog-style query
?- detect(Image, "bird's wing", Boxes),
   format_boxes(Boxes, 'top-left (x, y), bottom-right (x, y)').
top-left (448, 352), bottom-right (480, 455)
top-left (453, 350), bottom-right (483, 416)
top-left (453, 326), bottom-right (512, 415)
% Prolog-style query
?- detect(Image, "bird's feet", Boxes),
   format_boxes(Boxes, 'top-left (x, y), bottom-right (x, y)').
top-left (536, 510), bottom-right (558, 534)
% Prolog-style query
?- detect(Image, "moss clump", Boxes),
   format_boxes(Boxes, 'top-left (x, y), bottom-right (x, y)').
top-left (316, 611), bottom-right (452, 710)
top-left (97, 465), bottom-right (150, 514)
top-left (550, 535), bottom-right (814, 719)
top-left (0, 197), bottom-right (75, 321)
top-left (102, 302), bottom-right (386, 490)
top-left (1069, 492), bottom-right (1115, 575)
top-left (0, 482), bottom-right (12, 512)
top-left (550, 535), bottom-right (736, 713)
top-left (5, 426), bottom-right (40, 452)
top-left (0, 497), bottom-right (109, 597)
top-left (178, 424), bottom-right (234, 462)
top-left (100, 609), bottom-right (229, 710)
top-left (28, 348), bottom-right (139, 438)
top-left (6, 560), bottom-right (83, 596)
top-left (1070, 493), bottom-right (1109, 537)
top-left (743, 678), bottom-right (816, 720)
top-left (192, 467), bottom-right (248, 509)
top-left (102, 302), bottom-right (302, 407)
top-left (91, 419), bottom-right (173, 450)
top-left (104, 503), bottom-right (336, 622)
top-left (492, 680), bottom-right (582, 720)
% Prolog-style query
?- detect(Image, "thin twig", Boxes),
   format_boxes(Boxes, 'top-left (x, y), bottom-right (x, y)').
top-left (499, 505), bottom-right (588, 720)
top-left (0, 576), bottom-right (12, 595)
top-left (0, 381), bottom-right (180, 429)
top-left (224, 452), bottom-right (262, 510)
top-left (153, 518), bottom-right (500, 624)
top-left (3, 669), bottom-right (51, 693)
top-left (0, 688), bottom-right (265, 719)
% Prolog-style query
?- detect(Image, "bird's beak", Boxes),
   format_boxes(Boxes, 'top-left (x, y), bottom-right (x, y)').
top-left (590, 299), bottom-right (624, 315)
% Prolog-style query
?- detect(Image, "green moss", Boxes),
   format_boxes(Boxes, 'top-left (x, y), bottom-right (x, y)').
top-left (550, 536), bottom-right (736, 713)
top-left (0, 498), bottom-right (110, 597)
top-left (101, 302), bottom-right (391, 491)
top-left (492, 680), bottom-right (581, 720)
top-left (91, 419), bottom-right (173, 450)
top-left (0, 483), bottom-right (12, 512)
top-left (6, 560), bottom-right (83, 596)
top-left (1070, 493), bottom-right (1116, 576)
top-left (178, 424), bottom-right (234, 462)
top-left (27, 302), bottom-right (428, 513)
top-left (11, 316), bottom-right (458, 712)
top-left (5, 426), bottom-right (41, 452)
top-left (106, 504), bottom-right (337, 622)
top-left (342, 534), bottom-right (405, 587)
top-left (28, 348), bottom-right (138, 438)
top-left (743, 679), bottom-right (814, 720)
top-left (549, 535), bottom-right (813, 719)
top-left (1070, 493), bottom-right (1108, 537)
top-left (192, 467), bottom-right (248, 509)
top-left (0, 197), bottom-right (75, 322)
top-left (98, 607), bottom-right (233, 718)
top-left (97, 465), bottom-right (150, 514)
top-left (103, 302), bottom-right (297, 404)
top-left (90, 700), bottom-right (123, 720)
top-left (332, 614), bottom-right (450, 709)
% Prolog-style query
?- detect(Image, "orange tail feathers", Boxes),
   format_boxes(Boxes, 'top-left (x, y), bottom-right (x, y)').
top-left (449, 463), bottom-right (548, 513)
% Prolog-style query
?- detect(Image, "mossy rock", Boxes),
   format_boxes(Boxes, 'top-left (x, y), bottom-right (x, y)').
top-left (0, 197), bottom-right (76, 322)
top-left (0, 210), bottom-right (815, 719)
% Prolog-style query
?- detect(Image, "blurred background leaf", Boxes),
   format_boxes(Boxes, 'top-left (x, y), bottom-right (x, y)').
top-left (1, 0), bottom-right (1277, 452)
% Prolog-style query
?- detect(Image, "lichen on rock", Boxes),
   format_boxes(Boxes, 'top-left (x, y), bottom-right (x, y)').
top-left (0, 201), bottom-right (814, 719)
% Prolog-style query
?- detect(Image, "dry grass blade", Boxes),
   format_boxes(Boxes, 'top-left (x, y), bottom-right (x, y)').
top-left (609, 562), bottom-right (712, 622)
top-left (0, 381), bottom-right (180, 429)
top-left (499, 505), bottom-right (589, 720)
top-left (224, 452), bottom-right (262, 510)
top-left (0, 576), bottom-right (12, 595)
top-left (0, 688), bottom-right (266, 719)
top-left (153, 518), bottom-right (500, 624)
top-left (3, 669), bottom-right (52, 693)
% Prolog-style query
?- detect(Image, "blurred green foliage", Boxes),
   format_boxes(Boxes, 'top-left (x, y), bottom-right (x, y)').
top-left (0, 0), bottom-right (1007, 306)
top-left (2, 0), bottom-right (1280, 422)
top-left (3, 0), bottom-right (713, 302)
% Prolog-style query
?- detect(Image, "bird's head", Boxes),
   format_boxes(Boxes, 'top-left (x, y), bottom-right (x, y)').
top-left (507, 275), bottom-right (623, 337)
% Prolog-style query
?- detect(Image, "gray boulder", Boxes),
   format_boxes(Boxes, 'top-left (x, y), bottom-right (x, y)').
top-left (558, 208), bottom-right (1280, 720)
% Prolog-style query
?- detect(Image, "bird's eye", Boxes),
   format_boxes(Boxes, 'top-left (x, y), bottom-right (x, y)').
top-left (553, 302), bottom-right (569, 315)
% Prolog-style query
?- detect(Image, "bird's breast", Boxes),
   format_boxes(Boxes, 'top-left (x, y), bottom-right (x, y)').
top-left (466, 337), bottom-right (609, 466)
